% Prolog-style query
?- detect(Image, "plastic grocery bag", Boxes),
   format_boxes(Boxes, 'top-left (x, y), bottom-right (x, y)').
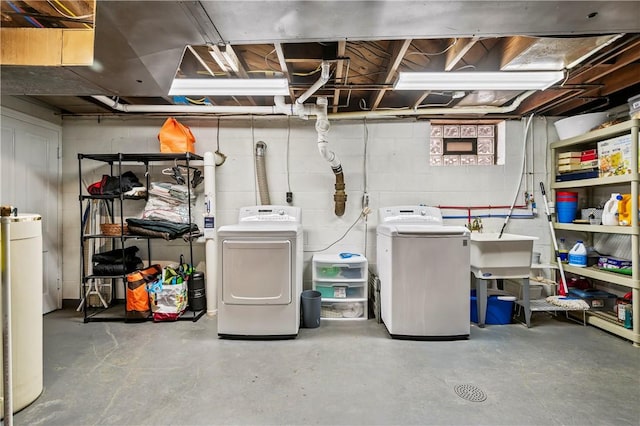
top-left (158, 117), bottom-right (196, 154)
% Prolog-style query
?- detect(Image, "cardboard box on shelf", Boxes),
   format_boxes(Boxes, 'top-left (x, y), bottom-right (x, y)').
top-left (558, 157), bottom-right (581, 165)
top-left (580, 159), bottom-right (599, 169)
top-left (581, 149), bottom-right (598, 161)
top-left (598, 134), bottom-right (633, 177)
top-left (558, 151), bottom-right (582, 159)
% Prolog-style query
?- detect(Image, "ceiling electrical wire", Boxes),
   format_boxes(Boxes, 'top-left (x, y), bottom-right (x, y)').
top-left (47, 0), bottom-right (93, 20)
top-left (46, 0), bottom-right (93, 29)
top-left (406, 38), bottom-right (458, 57)
top-left (7, 1), bottom-right (45, 27)
top-left (185, 97), bottom-right (208, 105)
top-left (264, 48), bottom-right (281, 72)
top-left (292, 66), bottom-right (322, 77)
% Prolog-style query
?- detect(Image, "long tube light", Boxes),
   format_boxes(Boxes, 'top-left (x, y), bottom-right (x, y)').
top-left (394, 71), bottom-right (564, 91)
top-left (168, 78), bottom-right (290, 96)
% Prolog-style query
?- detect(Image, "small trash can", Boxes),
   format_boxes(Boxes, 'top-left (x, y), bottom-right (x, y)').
top-left (301, 290), bottom-right (321, 328)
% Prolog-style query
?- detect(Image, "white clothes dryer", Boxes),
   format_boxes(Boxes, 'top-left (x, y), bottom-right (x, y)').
top-left (217, 206), bottom-right (303, 339)
top-left (377, 206), bottom-right (470, 340)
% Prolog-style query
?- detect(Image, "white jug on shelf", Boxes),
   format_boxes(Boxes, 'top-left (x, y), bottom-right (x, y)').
top-left (602, 193), bottom-right (621, 226)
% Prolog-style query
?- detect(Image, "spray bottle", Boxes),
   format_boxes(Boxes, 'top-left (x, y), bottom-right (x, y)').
top-left (558, 238), bottom-right (568, 263)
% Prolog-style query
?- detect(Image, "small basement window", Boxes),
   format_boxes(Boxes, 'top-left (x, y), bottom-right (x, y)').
top-left (429, 121), bottom-right (505, 166)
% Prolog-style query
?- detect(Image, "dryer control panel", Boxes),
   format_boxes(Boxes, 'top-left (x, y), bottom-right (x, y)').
top-left (239, 205), bottom-right (301, 223)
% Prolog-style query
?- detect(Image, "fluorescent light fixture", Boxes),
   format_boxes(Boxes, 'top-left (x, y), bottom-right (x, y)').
top-left (394, 71), bottom-right (564, 91)
top-left (210, 44), bottom-right (240, 73)
top-left (168, 78), bottom-right (290, 96)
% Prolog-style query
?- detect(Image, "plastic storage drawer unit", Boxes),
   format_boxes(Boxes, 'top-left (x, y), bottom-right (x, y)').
top-left (312, 254), bottom-right (368, 320)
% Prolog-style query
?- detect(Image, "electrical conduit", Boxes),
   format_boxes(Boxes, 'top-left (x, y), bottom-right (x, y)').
top-left (255, 141), bottom-right (271, 205)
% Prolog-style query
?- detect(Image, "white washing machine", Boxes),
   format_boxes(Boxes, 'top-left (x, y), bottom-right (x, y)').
top-left (217, 205), bottom-right (303, 339)
top-left (377, 206), bottom-right (470, 340)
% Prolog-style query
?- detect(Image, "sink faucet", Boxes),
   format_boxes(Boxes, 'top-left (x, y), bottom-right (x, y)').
top-left (467, 217), bottom-right (483, 232)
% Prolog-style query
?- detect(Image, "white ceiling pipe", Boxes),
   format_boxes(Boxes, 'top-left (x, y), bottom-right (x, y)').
top-left (327, 90), bottom-right (537, 120)
top-left (296, 61), bottom-right (331, 106)
top-left (91, 96), bottom-right (279, 115)
top-left (92, 90), bottom-right (536, 120)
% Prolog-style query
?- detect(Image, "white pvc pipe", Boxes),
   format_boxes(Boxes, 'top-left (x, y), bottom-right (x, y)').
top-left (1, 218), bottom-right (13, 425)
top-left (91, 96), bottom-right (278, 115)
top-left (203, 152), bottom-right (217, 316)
top-left (296, 61), bottom-right (331, 105)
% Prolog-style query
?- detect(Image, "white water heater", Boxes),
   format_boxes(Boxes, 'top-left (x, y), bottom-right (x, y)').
top-left (0, 214), bottom-right (43, 417)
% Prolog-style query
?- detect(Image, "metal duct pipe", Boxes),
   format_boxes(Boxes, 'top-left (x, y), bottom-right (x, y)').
top-left (315, 97), bottom-right (346, 216)
top-left (255, 141), bottom-right (271, 205)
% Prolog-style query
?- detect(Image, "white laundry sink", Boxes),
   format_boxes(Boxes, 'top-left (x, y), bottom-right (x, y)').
top-left (470, 233), bottom-right (538, 278)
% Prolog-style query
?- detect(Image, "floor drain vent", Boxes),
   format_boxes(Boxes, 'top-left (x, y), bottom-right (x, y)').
top-left (454, 384), bottom-right (487, 402)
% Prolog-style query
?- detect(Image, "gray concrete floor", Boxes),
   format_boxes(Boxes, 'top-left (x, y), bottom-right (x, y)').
top-left (12, 309), bottom-right (640, 426)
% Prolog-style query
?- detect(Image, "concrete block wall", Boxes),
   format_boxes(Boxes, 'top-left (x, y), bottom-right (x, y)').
top-left (61, 115), bottom-right (557, 299)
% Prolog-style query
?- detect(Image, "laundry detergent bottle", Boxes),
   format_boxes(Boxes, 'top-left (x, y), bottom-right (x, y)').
top-left (602, 193), bottom-right (621, 226)
top-left (617, 194), bottom-right (639, 226)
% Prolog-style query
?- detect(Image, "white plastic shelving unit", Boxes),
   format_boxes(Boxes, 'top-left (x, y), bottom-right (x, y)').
top-left (312, 254), bottom-right (368, 320)
top-left (550, 119), bottom-right (639, 346)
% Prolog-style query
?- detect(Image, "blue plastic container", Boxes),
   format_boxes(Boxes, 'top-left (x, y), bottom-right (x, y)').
top-left (470, 295), bottom-right (514, 325)
top-left (556, 191), bottom-right (578, 223)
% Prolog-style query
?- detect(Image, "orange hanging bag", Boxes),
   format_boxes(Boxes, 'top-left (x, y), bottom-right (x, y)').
top-left (158, 117), bottom-right (196, 154)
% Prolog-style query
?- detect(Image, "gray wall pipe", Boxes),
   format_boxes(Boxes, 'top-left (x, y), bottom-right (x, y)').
top-left (255, 141), bottom-right (271, 205)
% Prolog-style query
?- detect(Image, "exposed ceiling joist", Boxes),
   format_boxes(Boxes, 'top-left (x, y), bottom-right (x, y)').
top-left (370, 39), bottom-right (412, 110)
top-left (445, 37), bottom-right (479, 71)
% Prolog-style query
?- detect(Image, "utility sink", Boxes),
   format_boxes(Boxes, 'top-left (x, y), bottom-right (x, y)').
top-left (470, 233), bottom-right (538, 278)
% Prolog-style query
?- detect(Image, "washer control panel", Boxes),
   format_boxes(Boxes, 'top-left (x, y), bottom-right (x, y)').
top-left (378, 205), bottom-right (443, 224)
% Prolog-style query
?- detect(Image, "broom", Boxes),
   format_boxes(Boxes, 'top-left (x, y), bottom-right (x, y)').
top-left (539, 182), bottom-right (591, 310)
top-left (540, 182), bottom-right (569, 295)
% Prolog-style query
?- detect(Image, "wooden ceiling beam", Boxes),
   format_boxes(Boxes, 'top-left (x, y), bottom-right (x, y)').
top-left (445, 36), bottom-right (479, 71)
top-left (274, 43), bottom-right (296, 102)
top-left (546, 63), bottom-right (640, 115)
top-left (569, 40), bottom-right (640, 84)
top-left (566, 36), bottom-right (640, 82)
top-left (332, 40), bottom-right (347, 113)
top-left (517, 37), bottom-right (640, 115)
top-left (369, 39), bottom-right (412, 110)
